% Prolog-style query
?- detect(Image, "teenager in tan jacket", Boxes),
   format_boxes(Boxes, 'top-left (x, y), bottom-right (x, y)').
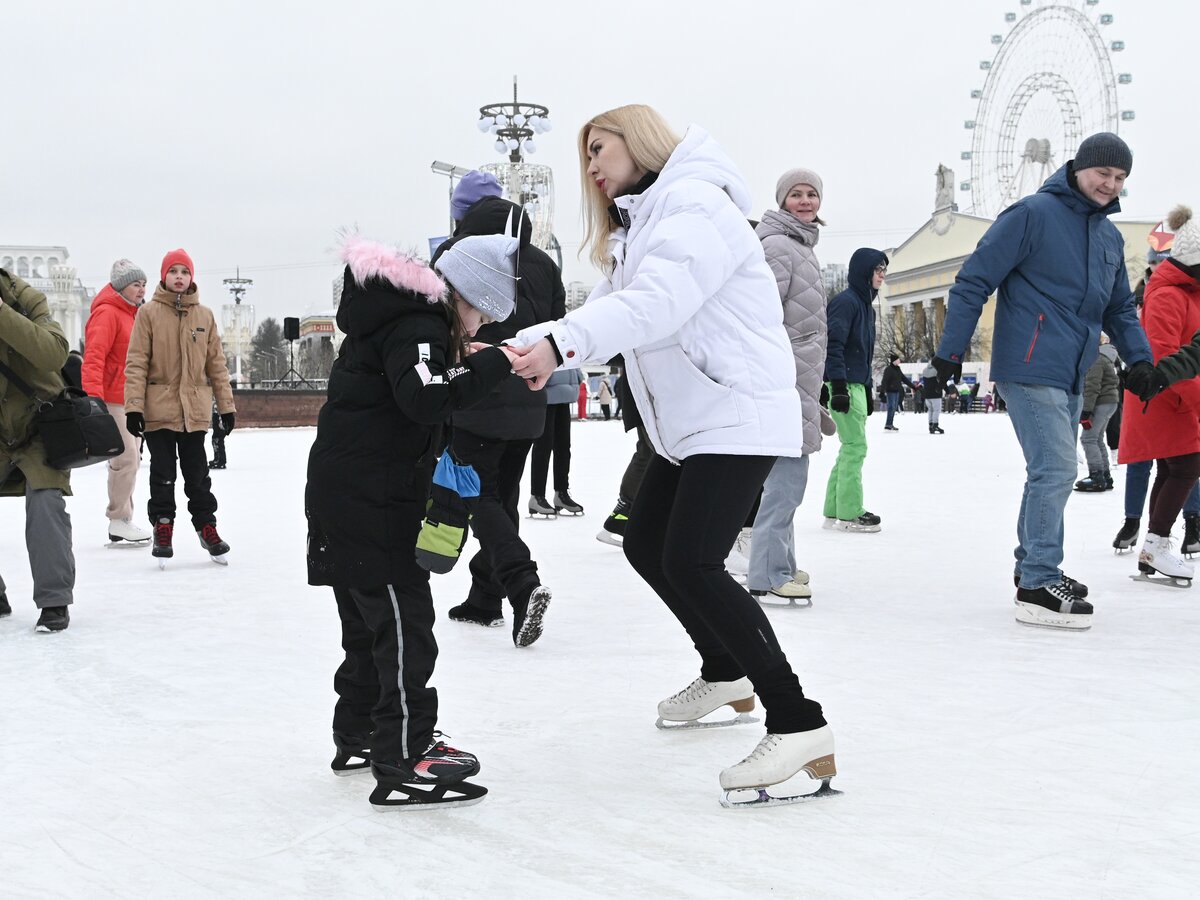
top-left (124, 249), bottom-right (235, 565)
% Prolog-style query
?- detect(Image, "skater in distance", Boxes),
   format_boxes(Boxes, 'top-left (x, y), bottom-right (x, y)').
top-left (507, 103), bottom-right (837, 807)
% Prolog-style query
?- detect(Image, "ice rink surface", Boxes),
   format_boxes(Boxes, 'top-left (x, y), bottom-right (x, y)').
top-left (2, 411), bottom-right (1197, 899)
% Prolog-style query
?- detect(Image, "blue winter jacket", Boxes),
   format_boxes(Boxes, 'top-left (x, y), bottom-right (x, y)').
top-left (824, 248), bottom-right (886, 386)
top-left (937, 165), bottom-right (1151, 394)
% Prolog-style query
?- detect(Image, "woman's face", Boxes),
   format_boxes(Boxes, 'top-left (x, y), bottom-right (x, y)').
top-left (783, 184), bottom-right (821, 223)
top-left (454, 293), bottom-right (491, 338)
top-left (585, 127), bottom-right (646, 200)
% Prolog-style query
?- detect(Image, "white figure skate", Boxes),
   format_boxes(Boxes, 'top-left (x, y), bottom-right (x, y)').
top-left (1133, 533), bottom-right (1194, 588)
top-left (719, 726), bottom-right (842, 809)
top-left (655, 676), bottom-right (759, 730)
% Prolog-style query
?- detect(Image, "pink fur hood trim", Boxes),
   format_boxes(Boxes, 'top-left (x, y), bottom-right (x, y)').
top-left (338, 232), bottom-right (445, 303)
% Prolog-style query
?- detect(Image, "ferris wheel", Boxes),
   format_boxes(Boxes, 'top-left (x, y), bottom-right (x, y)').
top-left (961, 0), bottom-right (1133, 218)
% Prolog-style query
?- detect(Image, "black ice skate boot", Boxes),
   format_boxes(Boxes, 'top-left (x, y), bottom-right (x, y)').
top-left (1014, 582), bottom-right (1093, 630)
top-left (1013, 573), bottom-right (1088, 598)
top-left (553, 490), bottom-right (584, 516)
top-left (528, 495), bottom-right (557, 518)
top-left (1074, 472), bottom-right (1106, 492)
top-left (1183, 513), bottom-right (1200, 558)
top-left (1104, 471), bottom-right (1115, 491)
top-left (197, 523), bottom-right (230, 565)
top-left (369, 734), bottom-right (487, 809)
top-left (152, 517), bottom-right (174, 565)
top-left (0, 592), bottom-right (10, 618)
top-left (448, 601), bottom-right (504, 628)
top-left (34, 606), bottom-right (70, 633)
top-left (597, 496), bottom-right (629, 546)
top-left (1113, 517), bottom-right (1140, 553)
top-left (331, 731), bottom-right (372, 775)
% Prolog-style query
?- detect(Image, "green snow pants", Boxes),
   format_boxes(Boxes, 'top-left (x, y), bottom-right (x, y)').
top-left (823, 382), bottom-right (869, 521)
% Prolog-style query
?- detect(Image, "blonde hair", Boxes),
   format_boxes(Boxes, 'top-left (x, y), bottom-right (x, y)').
top-left (578, 105), bottom-right (681, 269)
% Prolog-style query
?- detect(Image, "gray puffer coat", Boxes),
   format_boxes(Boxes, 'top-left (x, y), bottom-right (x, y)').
top-left (755, 209), bottom-right (833, 454)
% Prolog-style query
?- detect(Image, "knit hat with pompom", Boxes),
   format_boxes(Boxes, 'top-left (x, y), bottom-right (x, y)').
top-left (1168, 206), bottom-right (1200, 267)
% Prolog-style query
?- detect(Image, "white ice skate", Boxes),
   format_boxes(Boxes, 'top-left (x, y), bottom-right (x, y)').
top-left (752, 578), bottom-right (813, 610)
top-left (724, 528), bottom-right (752, 581)
top-left (1133, 533), bottom-right (1194, 588)
top-left (106, 518), bottom-right (151, 547)
top-left (655, 676), bottom-right (759, 730)
top-left (719, 726), bottom-right (842, 809)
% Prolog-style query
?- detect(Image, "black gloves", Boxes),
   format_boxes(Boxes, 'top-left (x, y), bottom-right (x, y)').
top-left (126, 412), bottom-right (145, 437)
top-left (932, 356), bottom-right (963, 387)
top-left (220, 412), bottom-right (236, 434)
top-left (819, 383), bottom-right (830, 409)
top-left (830, 380), bottom-right (850, 414)
top-left (866, 392), bottom-right (875, 416)
top-left (1080, 411), bottom-right (1093, 430)
top-left (1125, 360), bottom-right (1168, 403)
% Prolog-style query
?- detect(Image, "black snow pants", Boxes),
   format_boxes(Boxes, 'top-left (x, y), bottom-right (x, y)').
top-left (144, 429), bottom-right (217, 528)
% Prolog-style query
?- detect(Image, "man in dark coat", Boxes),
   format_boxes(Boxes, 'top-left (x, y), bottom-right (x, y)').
top-left (433, 194), bottom-right (566, 634)
top-left (880, 352), bottom-right (915, 431)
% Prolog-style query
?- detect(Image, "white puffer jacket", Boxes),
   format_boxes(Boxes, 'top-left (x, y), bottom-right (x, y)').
top-left (513, 126), bottom-right (803, 464)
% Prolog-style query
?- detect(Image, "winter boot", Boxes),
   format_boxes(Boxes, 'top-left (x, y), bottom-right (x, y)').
top-left (528, 495), bottom-right (557, 518)
top-left (34, 606), bottom-right (70, 633)
top-left (1074, 472), bottom-right (1107, 492)
top-left (448, 601), bottom-right (504, 628)
top-left (152, 517), bottom-right (174, 559)
top-left (1113, 517), bottom-right (1140, 552)
top-left (1183, 514), bottom-right (1200, 558)
top-left (553, 490), bottom-right (584, 516)
top-left (1138, 533), bottom-right (1195, 584)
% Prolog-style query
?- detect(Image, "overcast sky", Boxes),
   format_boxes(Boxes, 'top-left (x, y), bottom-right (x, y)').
top-left (4, 0), bottom-right (1194, 326)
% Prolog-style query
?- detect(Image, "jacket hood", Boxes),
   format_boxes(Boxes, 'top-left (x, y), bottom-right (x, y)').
top-left (91, 283), bottom-right (139, 315)
top-left (1038, 164), bottom-right (1122, 217)
top-left (151, 282), bottom-right (200, 308)
top-left (615, 125), bottom-right (754, 220)
top-left (447, 196), bottom-right (532, 251)
top-left (336, 233), bottom-right (449, 338)
top-left (847, 248), bottom-right (888, 301)
top-left (756, 209), bottom-right (819, 247)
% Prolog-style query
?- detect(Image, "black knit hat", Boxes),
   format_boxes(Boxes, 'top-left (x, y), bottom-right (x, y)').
top-left (1073, 132), bottom-right (1132, 175)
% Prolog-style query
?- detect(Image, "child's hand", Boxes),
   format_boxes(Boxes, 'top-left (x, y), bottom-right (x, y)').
top-left (465, 342), bottom-right (493, 356)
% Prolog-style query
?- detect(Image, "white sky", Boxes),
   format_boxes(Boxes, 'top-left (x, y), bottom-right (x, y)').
top-left (4, 0), bottom-right (1195, 324)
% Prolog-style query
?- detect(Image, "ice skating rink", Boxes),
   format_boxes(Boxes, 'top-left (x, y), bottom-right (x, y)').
top-left (2, 412), bottom-right (1196, 899)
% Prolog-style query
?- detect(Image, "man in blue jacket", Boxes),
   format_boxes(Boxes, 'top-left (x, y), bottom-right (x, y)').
top-left (933, 132), bottom-right (1154, 631)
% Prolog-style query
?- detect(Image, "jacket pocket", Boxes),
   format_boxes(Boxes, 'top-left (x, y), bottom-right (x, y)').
top-left (1024, 314), bottom-right (1045, 363)
top-left (637, 345), bottom-right (740, 450)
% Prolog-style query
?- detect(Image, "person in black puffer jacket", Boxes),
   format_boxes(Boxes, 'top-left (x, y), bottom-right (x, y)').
top-left (432, 194), bottom-right (566, 636)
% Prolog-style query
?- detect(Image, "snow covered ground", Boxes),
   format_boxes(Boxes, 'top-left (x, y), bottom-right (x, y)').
top-left (2, 411), bottom-right (1197, 899)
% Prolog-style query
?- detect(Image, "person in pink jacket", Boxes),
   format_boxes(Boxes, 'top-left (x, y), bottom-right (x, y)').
top-left (81, 259), bottom-right (151, 545)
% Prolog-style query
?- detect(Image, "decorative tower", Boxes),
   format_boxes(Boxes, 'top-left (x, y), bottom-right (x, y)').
top-left (221, 269), bottom-right (255, 385)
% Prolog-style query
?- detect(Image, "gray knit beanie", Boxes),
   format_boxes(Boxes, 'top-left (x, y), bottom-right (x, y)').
top-left (1073, 132), bottom-right (1133, 175)
top-left (434, 234), bottom-right (519, 321)
top-left (110, 258), bottom-right (147, 292)
top-left (775, 168), bottom-right (824, 207)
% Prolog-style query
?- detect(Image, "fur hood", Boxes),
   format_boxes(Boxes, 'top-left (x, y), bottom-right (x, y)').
top-left (338, 232), bottom-right (445, 302)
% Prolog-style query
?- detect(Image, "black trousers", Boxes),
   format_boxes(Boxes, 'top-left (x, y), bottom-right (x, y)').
top-left (332, 580), bottom-right (438, 762)
top-left (211, 428), bottom-right (226, 467)
top-left (451, 430), bottom-right (539, 614)
top-left (618, 426), bottom-right (655, 504)
top-left (144, 430), bottom-right (217, 528)
top-left (530, 403), bottom-right (572, 497)
top-left (624, 454), bottom-right (826, 734)
top-left (1149, 452), bottom-right (1200, 536)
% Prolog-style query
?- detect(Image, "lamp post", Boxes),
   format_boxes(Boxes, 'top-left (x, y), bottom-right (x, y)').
top-left (430, 160), bottom-right (471, 236)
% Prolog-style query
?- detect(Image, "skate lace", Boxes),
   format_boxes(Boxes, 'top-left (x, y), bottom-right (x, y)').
top-left (736, 733), bottom-right (782, 766)
top-left (669, 677), bottom-right (713, 704)
top-left (200, 524), bottom-right (221, 544)
top-left (154, 520), bottom-right (173, 545)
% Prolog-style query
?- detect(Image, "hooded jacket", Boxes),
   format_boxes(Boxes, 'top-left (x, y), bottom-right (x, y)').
top-left (937, 164), bottom-right (1152, 394)
top-left (1118, 260), bottom-right (1200, 465)
top-left (824, 248), bottom-right (885, 386)
top-left (512, 126), bottom-right (803, 463)
top-left (756, 209), bottom-right (832, 454)
top-left (0, 270), bottom-right (70, 496)
top-left (1081, 348), bottom-right (1119, 410)
top-left (82, 283), bottom-right (138, 404)
top-left (124, 283), bottom-right (235, 432)
top-left (305, 236), bottom-right (513, 587)
top-left (434, 196), bottom-right (564, 441)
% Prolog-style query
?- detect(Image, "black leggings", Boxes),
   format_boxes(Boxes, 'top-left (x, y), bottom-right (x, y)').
top-left (530, 403), bottom-right (572, 497)
top-left (623, 453), bottom-right (826, 733)
top-left (1149, 452), bottom-right (1200, 537)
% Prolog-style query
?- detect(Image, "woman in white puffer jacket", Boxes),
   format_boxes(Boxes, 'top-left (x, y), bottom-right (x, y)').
top-left (509, 104), bottom-right (837, 802)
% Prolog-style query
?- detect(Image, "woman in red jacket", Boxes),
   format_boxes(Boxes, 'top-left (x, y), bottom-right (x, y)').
top-left (1119, 205), bottom-right (1200, 584)
top-left (81, 259), bottom-right (152, 546)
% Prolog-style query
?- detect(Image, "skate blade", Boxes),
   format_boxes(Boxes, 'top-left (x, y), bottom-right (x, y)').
top-left (755, 595), bottom-right (813, 610)
top-left (514, 588), bottom-right (551, 648)
top-left (1014, 602), bottom-right (1092, 631)
top-left (655, 711), bottom-right (760, 731)
top-left (105, 540), bottom-right (151, 549)
top-left (1113, 547), bottom-right (1134, 554)
top-left (157, 558), bottom-right (169, 570)
top-left (369, 780), bottom-right (487, 810)
top-left (209, 554), bottom-right (230, 566)
top-left (595, 530), bottom-right (623, 547)
top-left (720, 777), bottom-right (842, 810)
top-left (331, 753), bottom-right (372, 776)
top-left (1129, 573), bottom-right (1192, 588)
top-left (527, 512), bottom-right (557, 520)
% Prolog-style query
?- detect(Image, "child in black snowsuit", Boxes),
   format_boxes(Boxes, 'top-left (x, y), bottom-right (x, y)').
top-left (305, 232), bottom-right (520, 808)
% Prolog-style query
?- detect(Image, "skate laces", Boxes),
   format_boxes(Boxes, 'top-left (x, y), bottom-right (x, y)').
top-left (737, 733), bottom-right (783, 765)
top-left (154, 520), bottom-right (173, 545)
top-left (201, 524), bottom-right (221, 544)
top-left (670, 677), bottom-right (713, 704)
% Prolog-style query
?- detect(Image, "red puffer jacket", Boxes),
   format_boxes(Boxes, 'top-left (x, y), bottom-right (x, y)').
top-left (81, 284), bottom-right (138, 404)
top-left (1118, 261), bottom-right (1200, 464)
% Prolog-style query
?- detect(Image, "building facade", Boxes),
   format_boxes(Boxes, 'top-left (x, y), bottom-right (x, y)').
top-left (1, 245), bottom-right (94, 351)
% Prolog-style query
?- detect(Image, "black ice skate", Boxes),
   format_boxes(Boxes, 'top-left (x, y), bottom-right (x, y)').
top-left (553, 490), bottom-right (584, 516)
top-left (1113, 517), bottom-right (1140, 553)
top-left (513, 585), bottom-right (551, 648)
top-left (1014, 582), bottom-right (1093, 631)
top-left (34, 606), bottom-right (70, 634)
top-left (448, 601), bottom-right (504, 628)
top-left (153, 517), bottom-right (174, 569)
top-left (331, 731), bottom-right (372, 776)
top-left (0, 592), bottom-right (10, 618)
top-left (369, 735), bottom-right (487, 810)
top-left (596, 497), bottom-right (628, 547)
top-left (1073, 472), bottom-right (1107, 492)
top-left (528, 495), bottom-right (556, 518)
top-left (1013, 573), bottom-right (1088, 598)
top-left (197, 523), bottom-right (230, 566)
top-left (1183, 514), bottom-right (1200, 558)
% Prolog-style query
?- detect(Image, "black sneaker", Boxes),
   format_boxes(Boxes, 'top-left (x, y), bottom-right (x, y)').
top-left (373, 735), bottom-right (480, 785)
top-left (1013, 573), bottom-right (1088, 598)
top-left (448, 601), bottom-right (504, 628)
top-left (0, 593), bottom-right (11, 618)
top-left (35, 606), bottom-right (70, 633)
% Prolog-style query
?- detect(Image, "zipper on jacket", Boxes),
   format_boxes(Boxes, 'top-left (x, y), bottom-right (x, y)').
top-left (1025, 314), bottom-right (1045, 363)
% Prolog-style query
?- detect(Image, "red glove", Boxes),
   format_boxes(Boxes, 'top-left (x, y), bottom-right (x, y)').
top-left (1080, 411), bottom-right (1093, 431)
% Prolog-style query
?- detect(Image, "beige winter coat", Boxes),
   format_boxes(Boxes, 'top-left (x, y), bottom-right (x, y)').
top-left (124, 284), bottom-right (234, 432)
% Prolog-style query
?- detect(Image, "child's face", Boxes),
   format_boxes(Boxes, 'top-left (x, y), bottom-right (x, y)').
top-left (166, 264), bottom-right (192, 293)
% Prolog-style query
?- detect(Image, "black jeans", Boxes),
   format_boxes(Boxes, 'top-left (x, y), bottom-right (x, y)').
top-left (211, 428), bottom-right (226, 467)
top-left (624, 454), bottom-right (826, 734)
top-left (530, 403), bottom-right (572, 497)
top-left (451, 430), bottom-right (539, 614)
top-left (144, 430), bottom-right (217, 528)
top-left (332, 581), bottom-right (438, 761)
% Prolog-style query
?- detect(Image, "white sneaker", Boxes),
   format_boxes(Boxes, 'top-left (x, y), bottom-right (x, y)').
top-left (108, 518), bottom-right (151, 543)
top-left (1140, 533), bottom-right (1195, 578)
top-left (720, 725), bottom-right (836, 790)
top-left (724, 527), bottom-right (752, 576)
top-left (657, 676), bottom-right (755, 723)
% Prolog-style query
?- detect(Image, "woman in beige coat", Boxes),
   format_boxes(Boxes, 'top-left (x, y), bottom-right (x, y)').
top-left (124, 249), bottom-right (235, 565)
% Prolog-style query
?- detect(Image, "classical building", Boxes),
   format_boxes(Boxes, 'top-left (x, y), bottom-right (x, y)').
top-left (0, 245), bottom-right (94, 350)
